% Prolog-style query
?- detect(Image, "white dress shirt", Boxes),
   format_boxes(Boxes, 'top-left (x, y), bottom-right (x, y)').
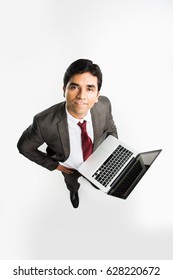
top-left (59, 109), bottom-right (94, 169)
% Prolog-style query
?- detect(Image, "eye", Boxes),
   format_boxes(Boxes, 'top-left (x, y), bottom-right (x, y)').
top-left (69, 85), bottom-right (78, 90)
top-left (87, 87), bottom-right (94, 92)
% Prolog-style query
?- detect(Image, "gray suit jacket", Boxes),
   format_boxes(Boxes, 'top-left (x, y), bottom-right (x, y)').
top-left (17, 96), bottom-right (118, 171)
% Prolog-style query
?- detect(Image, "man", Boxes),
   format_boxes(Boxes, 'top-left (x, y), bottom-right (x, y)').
top-left (17, 59), bottom-right (118, 208)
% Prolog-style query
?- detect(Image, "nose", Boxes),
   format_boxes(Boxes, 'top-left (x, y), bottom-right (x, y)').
top-left (76, 87), bottom-right (87, 99)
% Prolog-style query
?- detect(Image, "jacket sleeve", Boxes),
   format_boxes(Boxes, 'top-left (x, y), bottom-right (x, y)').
top-left (17, 116), bottom-right (59, 171)
top-left (107, 98), bottom-right (118, 138)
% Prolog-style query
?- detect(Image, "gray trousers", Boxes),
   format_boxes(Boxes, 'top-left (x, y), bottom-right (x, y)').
top-left (62, 170), bottom-right (81, 193)
top-left (62, 170), bottom-right (99, 193)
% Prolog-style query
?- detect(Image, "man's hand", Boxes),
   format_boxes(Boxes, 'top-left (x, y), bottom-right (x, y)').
top-left (56, 164), bottom-right (74, 174)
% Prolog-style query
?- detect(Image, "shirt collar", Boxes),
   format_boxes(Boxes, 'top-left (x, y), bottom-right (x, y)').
top-left (66, 108), bottom-right (92, 128)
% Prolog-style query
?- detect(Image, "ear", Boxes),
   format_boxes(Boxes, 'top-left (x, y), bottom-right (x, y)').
top-left (95, 91), bottom-right (100, 103)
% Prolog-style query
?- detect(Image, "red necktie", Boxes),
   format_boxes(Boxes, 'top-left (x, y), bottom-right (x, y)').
top-left (78, 121), bottom-right (93, 161)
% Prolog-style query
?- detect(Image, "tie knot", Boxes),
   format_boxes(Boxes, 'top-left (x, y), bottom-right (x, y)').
top-left (78, 120), bottom-right (87, 130)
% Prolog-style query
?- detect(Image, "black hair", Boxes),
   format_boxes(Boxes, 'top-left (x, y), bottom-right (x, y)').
top-left (63, 59), bottom-right (102, 91)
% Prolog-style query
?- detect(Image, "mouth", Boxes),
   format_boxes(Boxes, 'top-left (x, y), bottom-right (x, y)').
top-left (74, 100), bottom-right (87, 105)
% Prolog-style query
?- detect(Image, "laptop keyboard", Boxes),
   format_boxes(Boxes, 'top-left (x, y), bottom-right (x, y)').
top-left (92, 145), bottom-right (133, 187)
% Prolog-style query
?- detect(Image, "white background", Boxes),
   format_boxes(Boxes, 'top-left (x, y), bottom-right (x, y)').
top-left (0, 0), bottom-right (173, 260)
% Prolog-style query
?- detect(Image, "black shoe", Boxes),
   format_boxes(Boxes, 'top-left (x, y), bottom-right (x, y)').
top-left (70, 191), bottom-right (79, 208)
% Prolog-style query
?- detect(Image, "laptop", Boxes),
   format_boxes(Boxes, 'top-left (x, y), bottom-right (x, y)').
top-left (78, 135), bottom-right (161, 199)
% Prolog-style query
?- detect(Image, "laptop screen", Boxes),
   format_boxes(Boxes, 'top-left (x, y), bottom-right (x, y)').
top-left (140, 150), bottom-right (162, 166)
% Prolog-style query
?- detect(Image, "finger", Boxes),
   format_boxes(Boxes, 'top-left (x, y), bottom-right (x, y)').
top-left (56, 165), bottom-right (74, 174)
top-left (60, 166), bottom-right (73, 174)
top-left (64, 168), bottom-right (74, 174)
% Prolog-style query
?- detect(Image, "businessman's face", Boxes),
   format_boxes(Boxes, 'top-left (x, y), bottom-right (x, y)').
top-left (64, 72), bottom-right (100, 119)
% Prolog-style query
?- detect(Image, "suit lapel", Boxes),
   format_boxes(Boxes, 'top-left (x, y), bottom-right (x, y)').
top-left (91, 105), bottom-right (100, 152)
top-left (56, 102), bottom-right (70, 161)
